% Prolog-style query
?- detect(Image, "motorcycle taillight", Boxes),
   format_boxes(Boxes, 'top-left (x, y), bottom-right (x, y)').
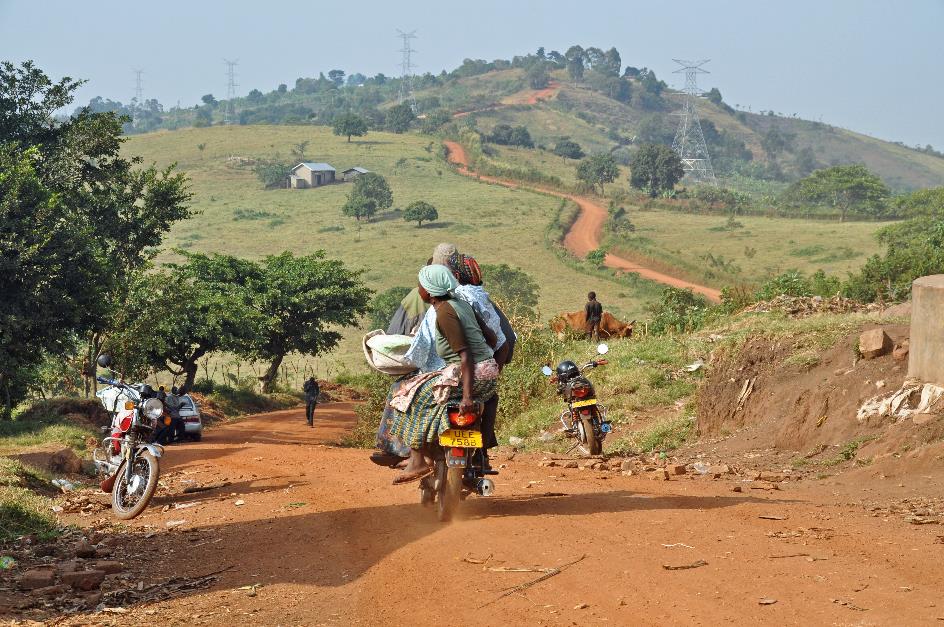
top-left (448, 409), bottom-right (476, 427)
top-left (572, 387), bottom-right (590, 399)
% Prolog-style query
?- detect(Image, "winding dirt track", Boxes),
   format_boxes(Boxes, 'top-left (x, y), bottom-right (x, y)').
top-left (63, 404), bottom-right (944, 625)
top-left (443, 140), bottom-right (722, 302)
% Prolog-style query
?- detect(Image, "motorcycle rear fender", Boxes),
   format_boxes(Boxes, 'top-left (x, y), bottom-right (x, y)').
top-left (137, 443), bottom-right (164, 459)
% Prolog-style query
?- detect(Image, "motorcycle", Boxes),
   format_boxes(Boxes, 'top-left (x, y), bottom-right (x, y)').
top-left (542, 343), bottom-right (612, 456)
top-left (419, 403), bottom-right (497, 522)
top-left (92, 354), bottom-right (165, 520)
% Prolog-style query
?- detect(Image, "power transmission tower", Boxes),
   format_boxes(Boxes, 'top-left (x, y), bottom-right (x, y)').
top-left (132, 69), bottom-right (144, 129)
top-left (224, 59), bottom-right (239, 124)
top-left (671, 59), bottom-right (716, 185)
top-left (396, 29), bottom-right (417, 113)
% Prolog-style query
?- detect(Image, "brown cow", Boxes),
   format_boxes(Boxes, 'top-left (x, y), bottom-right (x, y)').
top-left (550, 311), bottom-right (635, 339)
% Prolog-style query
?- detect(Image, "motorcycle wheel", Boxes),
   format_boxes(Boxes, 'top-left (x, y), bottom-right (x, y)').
top-left (577, 415), bottom-right (603, 456)
top-left (436, 461), bottom-right (462, 522)
top-left (111, 451), bottom-right (159, 520)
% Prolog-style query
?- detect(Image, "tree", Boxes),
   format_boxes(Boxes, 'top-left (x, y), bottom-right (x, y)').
top-left (246, 89), bottom-right (264, 104)
top-left (526, 61), bottom-right (549, 89)
top-left (509, 126), bottom-right (534, 148)
top-left (237, 252), bottom-right (371, 392)
top-left (368, 286), bottom-right (411, 330)
top-left (291, 140), bottom-right (309, 161)
top-left (786, 164), bottom-right (890, 221)
top-left (553, 138), bottom-right (584, 159)
top-left (403, 200), bottom-right (438, 227)
top-left (327, 69), bottom-right (345, 87)
top-left (332, 113), bottom-right (368, 142)
top-left (420, 108), bottom-right (453, 134)
top-left (564, 45), bottom-right (585, 84)
top-left (705, 87), bottom-right (723, 105)
top-left (601, 47), bottom-right (622, 76)
top-left (386, 103), bottom-right (415, 133)
top-left (479, 264), bottom-right (540, 319)
top-left (629, 144), bottom-right (685, 197)
top-left (576, 154), bottom-right (619, 195)
top-left (253, 159), bottom-right (291, 189)
top-left (0, 148), bottom-right (100, 416)
top-left (194, 107), bottom-right (212, 127)
top-left (201, 94), bottom-right (218, 107)
top-left (343, 172), bottom-right (392, 221)
top-left (489, 124), bottom-right (533, 148)
top-left (0, 61), bottom-right (192, 399)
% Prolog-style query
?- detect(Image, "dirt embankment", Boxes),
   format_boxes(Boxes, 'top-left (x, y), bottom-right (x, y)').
top-left (443, 141), bottom-right (721, 302)
top-left (696, 321), bottom-right (944, 465)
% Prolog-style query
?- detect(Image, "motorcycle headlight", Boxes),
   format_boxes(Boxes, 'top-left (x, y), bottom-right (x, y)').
top-left (142, 398), bottom-right (164, 420)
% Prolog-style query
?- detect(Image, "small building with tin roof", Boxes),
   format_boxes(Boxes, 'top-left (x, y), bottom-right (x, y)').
top-left (289, 162), bottom-right (336, 188)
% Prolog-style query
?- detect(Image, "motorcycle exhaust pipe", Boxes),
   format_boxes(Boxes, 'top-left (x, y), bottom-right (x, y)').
top-left (476, 478), bottom-right (495, 497)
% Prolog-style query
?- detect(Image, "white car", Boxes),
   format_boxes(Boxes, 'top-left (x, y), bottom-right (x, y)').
top-left (167, 394), bottom-right (203, 441)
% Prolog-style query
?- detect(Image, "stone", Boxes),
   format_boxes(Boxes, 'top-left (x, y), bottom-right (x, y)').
top-left (621, 470), bottom-right (634, 477)
top-left (859, 328), bottom-right (893, 360)
top-left (597, 462), bottom-right (610, 471)
top-left (74, 539), bottom-right (96, 558)
top-left (537, 460), bottom-right (557, 468)
top-left (668, 464), bottom-right (687, 476)
top-left (563, 461), bottom-right (579, 469)
top-left (61, 569), bottom-right (106, 591)
top-left (19, 568), bottom-right (55, 590)
top-left (649, 469), bottom-right (670, 481)
top-left (732, 485), bottom-right (743, 493)
top-left (58, 560), bottom-right (83, 574)
top-left (759, 472), bottom-right (788, 482)
top-left (620, 460), bottom-right (634, 472)
top-left (913, 414), bottom-right (933, 426)
top-left (92, 560), bottom-right (124, 575)
top-left (893, 340), bottom-right (910, 361)
top-left (31, 584), bottom-right (69, 597)
top-left (910, 275), bottom-right (944, 385)
top-left (709, 464), bottom-right (731, 477)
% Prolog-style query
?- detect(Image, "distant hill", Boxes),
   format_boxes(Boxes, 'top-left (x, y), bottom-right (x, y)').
top-left (96, 46), bottom-right (944, 191)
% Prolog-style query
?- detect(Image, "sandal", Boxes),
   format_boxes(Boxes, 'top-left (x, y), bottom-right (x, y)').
top-left (392, 468), bottom-right (433, 485)
top-left (369, 452), bottom-right (408, 468)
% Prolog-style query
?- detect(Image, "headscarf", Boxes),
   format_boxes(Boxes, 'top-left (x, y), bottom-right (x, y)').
top-left (431, 242), bottom-right (458, 266)
top-left (448, 252), bottom-right (483, 286)
top-left (418, 264), bottom-right (458, 297)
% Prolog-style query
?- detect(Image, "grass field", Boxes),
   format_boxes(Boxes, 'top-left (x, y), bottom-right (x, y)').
top-left (125, 125), bottom-right (651, 372)
top-left (607, 209), bottom-right (889, 287)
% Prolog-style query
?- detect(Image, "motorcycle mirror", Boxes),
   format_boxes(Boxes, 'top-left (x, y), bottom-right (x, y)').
top-left (96, 353), bottom-right (112, 368)
top-left (541, 365), bottom-right (553, 377)
top-left (596, 343), bottom-right (609, 355)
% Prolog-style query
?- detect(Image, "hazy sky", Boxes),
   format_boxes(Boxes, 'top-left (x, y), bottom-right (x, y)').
top-left (2, 0), bottom-right (941, 147)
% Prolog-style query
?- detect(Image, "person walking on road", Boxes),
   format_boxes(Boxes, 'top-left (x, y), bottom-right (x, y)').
top-left (585, 291), bottom-right (603, 341)
top-left (303, 377), bottom-right (320, 428)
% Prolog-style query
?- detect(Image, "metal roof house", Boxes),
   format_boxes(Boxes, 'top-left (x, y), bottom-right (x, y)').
top-left (341, 166), bottom-right (370, 181)
top-left (289, 162), bottom-right (336, 188)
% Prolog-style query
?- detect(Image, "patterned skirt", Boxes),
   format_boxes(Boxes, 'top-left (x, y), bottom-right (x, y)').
top-left (388, 376), bottom-right (498, 449)
top-left (375, 380), bottom-right (412, 457)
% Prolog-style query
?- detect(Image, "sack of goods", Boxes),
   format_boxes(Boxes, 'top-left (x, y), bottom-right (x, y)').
top-left (362, 330), bottom-right (417, 375)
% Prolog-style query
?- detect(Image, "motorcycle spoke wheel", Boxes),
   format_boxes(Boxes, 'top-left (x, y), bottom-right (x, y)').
top-left (112, 451), bottom-right (159, 520)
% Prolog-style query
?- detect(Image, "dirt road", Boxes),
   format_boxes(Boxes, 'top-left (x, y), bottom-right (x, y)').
top-left (65, 404), bottom-right (943, 625)
top-left (442, 141), bottom-right (722, 302)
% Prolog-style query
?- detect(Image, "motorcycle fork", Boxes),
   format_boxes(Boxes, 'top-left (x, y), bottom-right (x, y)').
top-left (124, 447), bottom-right (135, 483)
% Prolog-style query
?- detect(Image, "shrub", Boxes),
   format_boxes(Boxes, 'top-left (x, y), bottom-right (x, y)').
top-left (646, 287), bottom-right (710, 334)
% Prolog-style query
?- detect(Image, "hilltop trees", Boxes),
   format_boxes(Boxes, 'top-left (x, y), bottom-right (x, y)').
top-left (785, 165), bottom-right (890, 221)
top-left (553, 138), bottom-right (584, 159)
top-left (489, 124), bottom-right (534, 148)
top-left (629, 144), bottom-right (685, 197)
top-left (342, 172), bottom-right (393, 221)
top-left (576, 154), bottom-right (619, 195)
top-left (403, 200), bottom-right (439, 227)
top-left (386, 103), bottom-right (415, 133)
top-left (565, 46), bottom-right (585, 84)
top-left (332, 113), bottom-right (368, 142)
top-left (527, 61), bottom-right (550, 89)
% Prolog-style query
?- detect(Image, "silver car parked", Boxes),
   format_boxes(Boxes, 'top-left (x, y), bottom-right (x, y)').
top-left (166, 393), bottom-right (203, 441)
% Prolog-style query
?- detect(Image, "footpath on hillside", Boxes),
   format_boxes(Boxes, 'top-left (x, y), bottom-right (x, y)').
top-left (442, 140), bottom-right (722, 302)
top-left (6, 400), bottom-right (935, 624)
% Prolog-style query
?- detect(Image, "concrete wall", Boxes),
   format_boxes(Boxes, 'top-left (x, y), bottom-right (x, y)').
top-left (908, 274), bottom-right (944, 385)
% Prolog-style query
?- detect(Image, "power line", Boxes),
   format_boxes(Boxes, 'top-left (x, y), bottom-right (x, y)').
top-left (396, 29), bottom-right (417, 114)
top-left (671, 58), bottom-right (716, 185)
top-left (224, 59), bottom-right (239, 124)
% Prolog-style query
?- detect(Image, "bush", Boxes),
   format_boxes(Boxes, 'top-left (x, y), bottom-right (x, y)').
top-left (480, 264), bottom-right (540, 319)
top-left (368, 286), bottom-right (411, 330)
top-left (252, 159), bottom-right (291, 189)
top-left (340, 371), bottom-right (391, 448)
top-left (646, 287), bottom-right (710, 335)
top-left (553, 138), bottom-right (585, 160)
top-left (756, 270), bottom-right (842, 300)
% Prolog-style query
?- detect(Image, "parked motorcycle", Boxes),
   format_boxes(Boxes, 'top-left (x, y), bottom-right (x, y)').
top-left (419, 403), bottom-right (497, 522)
top-left (92, 354), bottom-right (164, 520)
top-left (542, 344), bottom-right (612, 455)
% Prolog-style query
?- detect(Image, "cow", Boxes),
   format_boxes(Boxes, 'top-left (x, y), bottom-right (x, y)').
top-left (550, 311), bottom-right (635, 339)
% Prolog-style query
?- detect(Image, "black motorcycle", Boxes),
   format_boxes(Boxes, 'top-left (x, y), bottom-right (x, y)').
top-left (542, 344), bottom-right (612, 455)
top-left (419, 403), bottom-right (497, 522)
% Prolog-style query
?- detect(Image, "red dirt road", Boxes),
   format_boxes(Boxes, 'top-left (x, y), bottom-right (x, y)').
top-left (60, 404), bottom-right (944, 625)
top-left (443, 141), bottom-right (722, 302)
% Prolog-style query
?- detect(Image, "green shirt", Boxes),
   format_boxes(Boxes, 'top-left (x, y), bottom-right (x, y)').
top-left (435, 298), bottom-right (494, 365)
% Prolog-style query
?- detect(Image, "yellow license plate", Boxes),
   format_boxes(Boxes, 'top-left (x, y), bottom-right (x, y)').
top-left (571, 399), bottom-right (597, 408)
top-left (439, 429), bottom-right (482, 447)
